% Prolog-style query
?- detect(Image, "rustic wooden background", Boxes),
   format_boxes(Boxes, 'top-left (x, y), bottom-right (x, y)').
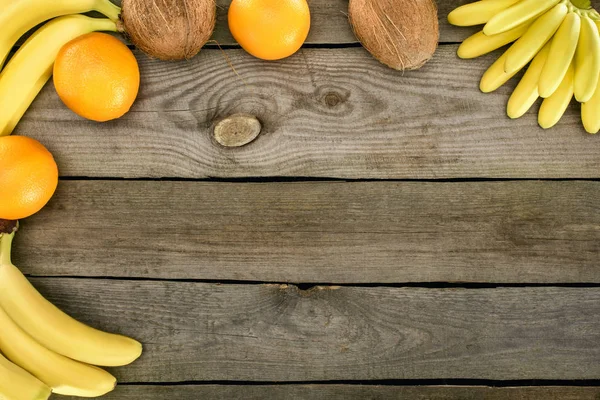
top-left (11, 0), bottom-right (600, 398)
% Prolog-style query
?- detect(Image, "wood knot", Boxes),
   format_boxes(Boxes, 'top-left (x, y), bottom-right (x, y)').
top-left (323, 92), bottom-right (342, 107)
top-left (213, 114), bottom-right (261, 147)
top-left (277, 283), bottom-right (341, 297)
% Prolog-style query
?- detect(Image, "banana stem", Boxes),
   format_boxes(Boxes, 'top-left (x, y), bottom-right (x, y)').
top-left (0, 220), bottom-right (17, 235)
top-left (570, 0), bottom-right (592, 10)
top-left (92, 18), bottom-right (119, 33)
top-left (94, 0), bottom-right (122, 22)
top-left (0, 220), bottom-right (17, 266)
top-left (0, 231), bottom-right (14, 266)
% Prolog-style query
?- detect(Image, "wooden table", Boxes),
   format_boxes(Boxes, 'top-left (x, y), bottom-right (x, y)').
top-left (13, 0), bottom-right (600, 398)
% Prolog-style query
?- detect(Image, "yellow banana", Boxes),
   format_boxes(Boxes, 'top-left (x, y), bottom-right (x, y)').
top-left (448, 0), bottom-right (521, 27)
top-left (0, 305), bottom-right (116, 397)
top-left (538, 63), bottom-right (575, 129)
top-left (582, 79), bottom-right (600, 133)
top-left (458, 22), bottom-right (531, 59)
top-left (539, 12), bottom-right (581, 98)
top-left (0, 230), bottom-right (142, 368)
top-left (0, 0), bottom-right (121, 69)
top-left (484, 0), bottom-right (560, 35)
top-left (0, 0), bottom-right (15, 11)
top-left (507, 42), bottom-right (552, 118)
top-left (480, 49), bottom-right (520, 92)
top-left (574, 15), bottom-right (600, 102)
top-left (504, 3), bottom-right (568, 74)
top-left (0, 15), bottom-right (117, 137)
top-left (0, 0), bottom-right (15, 14)
top-left (0, 352), bottom-right (51, 400)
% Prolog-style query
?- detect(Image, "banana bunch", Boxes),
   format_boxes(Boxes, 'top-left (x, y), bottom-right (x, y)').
top-left (0, 0), bottom-right (122, 137)
top-left (0, 222), bottom-right (142, 399)
top-left (449, 0), bottom-right (600, 133)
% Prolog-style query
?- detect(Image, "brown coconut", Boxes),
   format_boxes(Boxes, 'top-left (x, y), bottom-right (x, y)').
top-left (120, 0), bottom-right (216, 60)
top-left (348, 0), bottom-right (439, 70)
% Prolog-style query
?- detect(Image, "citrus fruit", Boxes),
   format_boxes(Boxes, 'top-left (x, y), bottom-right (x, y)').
top-left (0, 136), bottom-right (59, 220)
top-left (228, 0), bottom-right (311, 60)
top-left (53, 32), bottom-right (140, 122)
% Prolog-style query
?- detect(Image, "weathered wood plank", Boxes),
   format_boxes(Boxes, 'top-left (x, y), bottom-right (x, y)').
top-left (19, 47), bottom-right (600, 179)
top-left (15, 0), bottom-right (477, 48)
top-left (109, 0), bottom-right (474, 45)
top-left (30, 280), bottom-right (600, 381)
top-left (64, 385), bottom-right (600, 400)
top-left (16, 180), bottom-right (599, 283)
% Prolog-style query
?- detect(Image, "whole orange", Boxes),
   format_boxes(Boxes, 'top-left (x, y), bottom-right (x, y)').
top-left (228, 0), bottom-right (311, 60)
top-left (0, 136), bottom-right (58, 220)
top-left (53, 32), bottom-right (140, 122)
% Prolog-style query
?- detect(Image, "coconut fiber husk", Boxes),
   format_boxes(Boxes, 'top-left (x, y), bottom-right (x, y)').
top-left (349, 0), bottom-right (439, 70)
top-left (120, 0), bottom-right (216, 60)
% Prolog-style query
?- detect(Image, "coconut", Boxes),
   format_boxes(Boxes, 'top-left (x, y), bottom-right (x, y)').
top-left (348, 0), bottom-right (439, 70)
top-left (120, 0), bottom-right (216, 60)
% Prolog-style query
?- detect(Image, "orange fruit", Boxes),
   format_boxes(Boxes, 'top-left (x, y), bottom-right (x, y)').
top-left (53, 32), bottom-right (140, 122)
top-left (228, 0), bottom-right (311, 60)
top-left (0, 136), bottom-right (58, 220)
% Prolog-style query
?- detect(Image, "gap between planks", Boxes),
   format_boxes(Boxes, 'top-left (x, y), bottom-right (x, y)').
top-left (19, 276), bottom-right (600, 289)
top-left (57, 177), bottom-right (600, 182)
top-left (61, 384), bottom-right (600, 400)
top-left (115, 380), bottom-right (600, 386)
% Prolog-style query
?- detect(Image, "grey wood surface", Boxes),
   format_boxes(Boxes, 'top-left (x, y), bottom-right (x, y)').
top-left (64, 385), bottom-right (600, 399)
top-left (19, 0), bottom-right (473, 48)
top-left (20, 46), bottom-right (600, 179)
top-left (31, 279), bottom-right (600, 381)
top-left (14, 180), bottom-right (600, 283)
top-left (10, 0), bottom-right (600, 395)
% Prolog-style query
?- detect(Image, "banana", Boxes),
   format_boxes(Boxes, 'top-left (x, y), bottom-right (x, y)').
top-left (484, 0), bottom-right (560, 35)
top-left (574, 15), bottom-right (600, 102)
top-left (0, 352), bottom-right (51, 400)
top-left (504, 3), bottom-right (568, 74)
top-left (0, 304), bottom-right (116, 397)
top-left (448, 0), bottom-right (521, 27)
top-left (507, 41), bottom-right (552, 118)
top-left (0, 74), bottom-right (50, 138)
top-left (582, 79), bottom-right (600, 133)
top-left (0, 0), bottom-right (15, 11)
top-left (539, 12), bottom-right (581, 98)
top-left (457, 22), bottom-right (531, 59)
top-left (0, 0), bottom-right (15, 14)
top-left (0, 0), bottom-right (121, 69)
top-left (480, 49), bottom-right (520, 92)
top-left (0, 15), bottom-right (118, 137)
top-left (538, 62), bottom-right (575, 129)
top-left (0, 230), bottom-right (142, 367)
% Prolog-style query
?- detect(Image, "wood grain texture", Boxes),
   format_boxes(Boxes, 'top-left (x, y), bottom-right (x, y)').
top-left (29, 279), bottom-right (600, 381)
top-left (108, 0), bottom-right (475, 45)
top-left (16, 180), bottom-right (599, 283)
top-left (19, 46), bottom-right (600, 179)
top-left (64, 385), bottom-right (600, 400)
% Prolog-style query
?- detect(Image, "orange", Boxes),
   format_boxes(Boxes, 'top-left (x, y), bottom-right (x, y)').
top-left (228, 0), bottom-right (311, 60)
top-left (53, 32), bottom-right (140, 122)
top-left (0, 136), bottom-right (58, 220)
